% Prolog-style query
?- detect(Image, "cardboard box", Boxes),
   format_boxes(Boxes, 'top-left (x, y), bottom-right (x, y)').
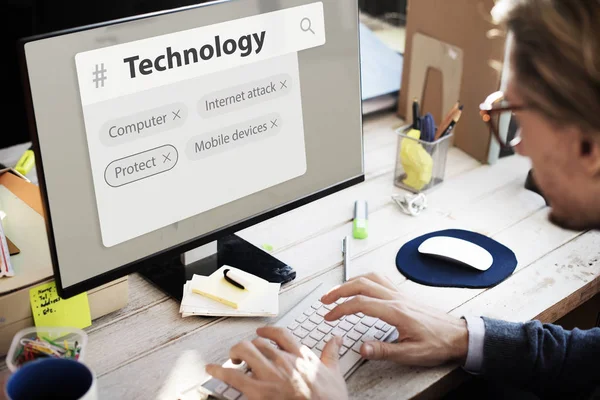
top-left (398, 0), bottom-right (507, 163)
top-left (0, 169), bottom-right (128, 355)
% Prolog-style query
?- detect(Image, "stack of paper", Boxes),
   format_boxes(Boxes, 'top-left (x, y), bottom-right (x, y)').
top-left (179, 265), bottom-right (280, 317)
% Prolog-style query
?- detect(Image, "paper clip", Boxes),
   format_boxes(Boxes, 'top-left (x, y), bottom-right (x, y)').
top-left (15, 336), bottom-right (82, 368)
top-left (392, 193), bottom-right (428, 217)
top-left (20, 338), bottom-right (61, 357)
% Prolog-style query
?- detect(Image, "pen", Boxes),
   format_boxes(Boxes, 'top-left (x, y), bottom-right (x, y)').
top-left (223, 268), bottom-right (246, 290)
top-left (342, 236), bottom-right (350, 281)
top-left (412, 98), bottom-right (420, 130)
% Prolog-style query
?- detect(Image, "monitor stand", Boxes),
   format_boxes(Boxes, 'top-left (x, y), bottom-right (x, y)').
top-left (138, 234), bottom-right (296, 301)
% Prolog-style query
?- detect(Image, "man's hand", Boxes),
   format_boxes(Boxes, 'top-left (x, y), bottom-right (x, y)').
top-left (321, 273), bottom-right (468, 367)
top-left (205, 326), bottom-right (348, 400)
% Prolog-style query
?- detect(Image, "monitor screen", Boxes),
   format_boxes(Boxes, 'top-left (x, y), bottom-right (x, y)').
top-left (20, 0), bottom-right (363, 297)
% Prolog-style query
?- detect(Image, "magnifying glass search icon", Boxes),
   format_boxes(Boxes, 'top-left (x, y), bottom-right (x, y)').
top-left (300, 17), bottom-right (315, 34)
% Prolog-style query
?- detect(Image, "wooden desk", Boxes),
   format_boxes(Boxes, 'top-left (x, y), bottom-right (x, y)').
top-left (1, 112), bottom-right (598, 399)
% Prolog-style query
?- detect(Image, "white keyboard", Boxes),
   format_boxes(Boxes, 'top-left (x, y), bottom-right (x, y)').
top-left (197, 283), bottom-right (398, 400)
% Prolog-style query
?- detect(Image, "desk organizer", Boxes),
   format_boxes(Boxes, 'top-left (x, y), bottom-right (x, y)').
top-left (6, 326), bottom-right (88, 372)
top-left (394, 127), bottom-right (453, 193)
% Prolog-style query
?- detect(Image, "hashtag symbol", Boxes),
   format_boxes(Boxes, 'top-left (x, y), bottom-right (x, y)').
top-left (92, 63), bottom-right (107, 88)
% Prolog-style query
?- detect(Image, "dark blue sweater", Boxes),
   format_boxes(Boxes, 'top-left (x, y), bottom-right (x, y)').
top-left (482, 317), bottom-right (600, 399)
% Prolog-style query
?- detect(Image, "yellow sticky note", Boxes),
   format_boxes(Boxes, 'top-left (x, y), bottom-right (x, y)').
top-left (29, 281), bottom-right (92, 329)
top-left (191, 266), bottom-right (267, 309)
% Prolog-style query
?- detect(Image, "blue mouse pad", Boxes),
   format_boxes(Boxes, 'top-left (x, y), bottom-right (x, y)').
top-left (396, 229), bottom-right (518, 288)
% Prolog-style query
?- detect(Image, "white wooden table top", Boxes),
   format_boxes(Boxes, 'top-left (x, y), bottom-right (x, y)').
top-left (1, 111), bottom-right (598, 399)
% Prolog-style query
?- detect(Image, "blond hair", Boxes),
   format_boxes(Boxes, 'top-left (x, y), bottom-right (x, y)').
top-left (492, 0), bottom-right (600, 134)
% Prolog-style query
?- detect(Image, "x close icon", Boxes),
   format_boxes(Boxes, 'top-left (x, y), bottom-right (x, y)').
top-left (270, 119), bottom-right (278, 128)
top-left (280, 80), bottom-right (287, 89)
top-left (172, 110), bottom-right (181, 120)
top-left (163, 153), bottom-right (171, 163)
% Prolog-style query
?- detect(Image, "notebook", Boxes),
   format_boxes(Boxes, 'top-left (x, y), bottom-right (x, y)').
top-left (179, 266), bottom-right (280, 317)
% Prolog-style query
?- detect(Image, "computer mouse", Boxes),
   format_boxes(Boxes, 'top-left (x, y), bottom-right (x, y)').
top-left (417, 236), bottom-right (493, 271)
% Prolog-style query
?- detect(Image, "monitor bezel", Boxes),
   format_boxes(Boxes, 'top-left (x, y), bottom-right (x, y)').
top-left (18, 0), bottom-right (364, 299)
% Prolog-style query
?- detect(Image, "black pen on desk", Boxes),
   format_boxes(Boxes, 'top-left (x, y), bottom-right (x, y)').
top-left (342, 236), bottom-right (350, 282)
top-left (223, 268), bottom-right (246, 290)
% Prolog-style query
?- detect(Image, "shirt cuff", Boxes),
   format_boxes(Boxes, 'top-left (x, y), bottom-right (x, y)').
top-left (461, 315), bottom-right (485, 374)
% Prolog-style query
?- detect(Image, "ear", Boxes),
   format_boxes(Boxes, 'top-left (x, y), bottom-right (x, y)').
top-left (579, 134), bottom-right (600, 177)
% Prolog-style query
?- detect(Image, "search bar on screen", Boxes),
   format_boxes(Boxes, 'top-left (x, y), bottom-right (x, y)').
top-left (74, 2), bottom-right (326, 106)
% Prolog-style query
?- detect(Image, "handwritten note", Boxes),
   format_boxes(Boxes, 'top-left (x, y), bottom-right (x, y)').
top-left (29, 281), bottom-right (92, 329)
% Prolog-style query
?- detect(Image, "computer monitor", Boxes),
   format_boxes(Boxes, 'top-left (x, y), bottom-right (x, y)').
top-left (19, 0), bottom-right (364, 300)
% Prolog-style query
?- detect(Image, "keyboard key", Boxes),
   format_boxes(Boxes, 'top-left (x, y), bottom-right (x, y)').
top-left (316, 341), bottom-right (326, 351)
top-left (301, 337), bottom-right (318, 348)
top-left (323, 333), bottom-right (333, 343)
top-left (287, 322), bottom-right (299, 331)
top-left (360, 316), bottom-right (378, 327)
top-left (310, 330), bottom-right (326, 341)
top-left (316, 308), bottom-right (329, 317)
top-left (381, 323), bottom-right (392, 332)
top-left (293, 327), bottom-right (310, 339)
top-left (375, 321), bottom-right (385, 330)
top-left (375, 331), bottom-right (385, 340)
top-left (339, 349), bottom-right (362, 372)
top-left (325, 319), bottom-right (340, 327)
top-left (311, 301), bottom-right (322, 309)
top-left (335, 297), bottom-right (346, 305)
top-left (331, 328), bottom-right (345, 337)
top-left (223, 387), bottom-right (241, 399)
top-left (354, 324), bottom-right (368, 334)
top-left (304, 308), bottom-right (316, 317)
top-left (356, 312), bottom-right (365, 318)
top-left (317, 323), bottom-right (332, 334)
top-left (309, 314), bottom-right (324, 325)
top-left (339, 346), bottom-right (349, 356)
top-left (323, 303), bottom-right (336, 310)
top-left (347, 330), bottom-right (362, 341)
top-left (351, 341), bottom-right (363, 354)
top-left (296, 315), bottom-right (308, 324)
top-left (338, 321), bottom-right (354, 331)
top-left (301, 321), bottom-right (317, 332)
top-left (313, 348), bottom-right (322, 358)
top-left (342, 337), bottom-right (355, 348)
top-left (215, 382), bottom-right (229, 394)
top-left (361, 327), bottom-right (380, 342)
top-left (345, 315), bottom-right (361, 325)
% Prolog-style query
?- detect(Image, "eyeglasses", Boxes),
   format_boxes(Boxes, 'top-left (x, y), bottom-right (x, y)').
top-left (479, 91), bottom-right (526, 149)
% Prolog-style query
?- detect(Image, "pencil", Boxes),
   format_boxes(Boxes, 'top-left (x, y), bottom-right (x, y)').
top-left (435, 101), bottom-right (460, 140)
top-left (440, 106), bottom-right (463, 138)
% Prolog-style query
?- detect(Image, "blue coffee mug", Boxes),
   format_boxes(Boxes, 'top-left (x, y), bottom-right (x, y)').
top-left (5, 358), bottom-right (97, 400)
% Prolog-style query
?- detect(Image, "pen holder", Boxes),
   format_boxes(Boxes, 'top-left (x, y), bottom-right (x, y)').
top-left (394, 127), bottom-right (453, 193)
